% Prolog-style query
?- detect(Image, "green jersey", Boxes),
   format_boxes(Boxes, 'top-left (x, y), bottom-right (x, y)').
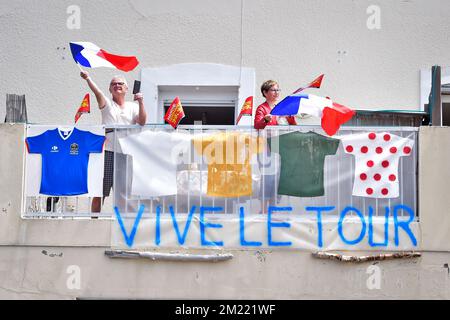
top-left (268, 131), bottom-right (339, 197)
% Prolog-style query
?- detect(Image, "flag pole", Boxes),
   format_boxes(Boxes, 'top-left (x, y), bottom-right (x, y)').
top-left (272, 74), bottom-right (325, 112)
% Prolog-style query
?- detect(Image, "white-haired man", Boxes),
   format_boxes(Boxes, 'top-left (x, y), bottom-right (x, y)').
top-left (80, 70), bottom-right (147, 212)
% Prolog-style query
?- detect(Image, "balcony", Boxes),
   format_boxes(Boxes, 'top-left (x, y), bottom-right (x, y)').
top-left (22, 124), bottom-right (419, 221)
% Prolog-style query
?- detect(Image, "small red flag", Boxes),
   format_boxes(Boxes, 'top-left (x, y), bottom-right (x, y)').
top-left (292, 74), bottom-right (325, 94)
top-left (164, 97), bottom-right (185, 129)
top-left (236, 96), bottom-right (253, 124)
top-left (74, 93), bottom-right (90, 123)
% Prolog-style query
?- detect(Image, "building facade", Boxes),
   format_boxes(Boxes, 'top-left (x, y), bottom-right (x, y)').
top-left (1, 0), bottom-right (450, 300)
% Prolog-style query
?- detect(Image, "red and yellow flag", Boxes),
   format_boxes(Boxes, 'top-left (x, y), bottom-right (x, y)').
top-left (74, 93), bottom-right (90, 123)
top-left (236, 96), bottom-right (253, 124)
top-left (307, 74), bottom-right (324, 89)
top-left (292, 74), bottom-right (325, 94)
top-left (164, 97), bottom-right (185, 129)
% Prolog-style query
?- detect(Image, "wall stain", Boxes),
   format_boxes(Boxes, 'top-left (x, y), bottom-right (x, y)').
top-left (255, 251), bottom-right (266, 263)
top-left (41, 250), bottom-right (63, 258)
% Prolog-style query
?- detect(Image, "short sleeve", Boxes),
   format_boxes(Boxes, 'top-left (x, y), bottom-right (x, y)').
top-left (26, 131), bottom-right (47, 154)
top-left (118, 135), bottom-right (132, 156)
top-left (399, 136), bottom-right (414, 157)
top-left (323, 136), bottom-right (339, 156)
top-left (339, 135), bottom-right (351, 154)
top-left (170, 132), bottom-right (192, 164)
top-left (172, 132), bottom-right (192, 153)
top-left (192, 135), bottom-right (209, 156)
top-left (85, 131), bottom-right (105, 153)
top-left (267, 134), bottom-right (283, 154)
top-left (249, 135), bottom-right (265, 156)
top-left (339, 133), bottom-right (363, 155)
top-left (100, 97), bottom-right (113, 116)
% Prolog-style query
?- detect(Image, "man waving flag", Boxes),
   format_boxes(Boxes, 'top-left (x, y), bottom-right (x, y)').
top-left (69, 42), bottom-right (139, 72)
top-left (270, 93), bottom-right (355, 136)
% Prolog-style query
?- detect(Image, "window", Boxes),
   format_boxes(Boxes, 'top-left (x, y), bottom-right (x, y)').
top-left (140, 63), bottom-right (255, 126)
top-left (161, 86), bottom-right (238, 125)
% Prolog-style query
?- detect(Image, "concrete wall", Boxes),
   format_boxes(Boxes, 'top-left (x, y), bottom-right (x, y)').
top-left (2, 0), bottom-right (450, 125)
top-left (419, 126), bottom-right (450, 251)
top-left (0, 247), bottom-right (448, 299)
top-left (1, 123), bottom-right (450, 299)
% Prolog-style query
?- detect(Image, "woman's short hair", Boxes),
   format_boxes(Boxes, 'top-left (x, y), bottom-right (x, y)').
top-left (261, 80), bottom-right (278, 98)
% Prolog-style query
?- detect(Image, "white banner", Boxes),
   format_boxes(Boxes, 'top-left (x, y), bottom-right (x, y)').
top-left (110, 127), bottom-right (419, 250)
top-left (110, 204), bottom-right (420, 251)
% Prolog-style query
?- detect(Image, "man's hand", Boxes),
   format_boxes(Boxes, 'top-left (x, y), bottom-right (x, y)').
top-left (80, 70), bottom-right (90, 80)
top-left (135, 93), bottom-right (147, 125)
top-left (134, 93), bottom-right (144, 103)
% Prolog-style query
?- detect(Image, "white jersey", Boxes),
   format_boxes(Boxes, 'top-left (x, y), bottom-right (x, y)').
top-left (340, 131), bottom-right (414, 198)
top-left (119, 130), bottom-right (191, 198)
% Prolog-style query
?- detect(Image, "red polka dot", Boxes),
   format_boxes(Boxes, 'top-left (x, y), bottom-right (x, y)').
top-left (381, 188), bottom-right (389, 195)
top-left (389, 174), bottom-right (396, 181)
top-left (367, 160), bottom-right (374, 167)
top-left (373, 173), bottom-right (381, 181)
top-left (403, 146), bottom-right (412, 154)
top-left (382, 160), bottom-right (389, 168)
top-left (376, 147), bottom-right (383, 154)
top-left (368, 133), bottom-right (376, 140)
top-left (366, 188), bottom-right (373, 195)
top-left (346, 145), bottom-right (354, 153)
top-left (390, 147), bottom-right (397, 154)
top-left (383, 134), bottom-right (391, 141)
top-left (361, 146), bottom-right (368, 153)
top-left (360, 173), bottom-right (367, 180)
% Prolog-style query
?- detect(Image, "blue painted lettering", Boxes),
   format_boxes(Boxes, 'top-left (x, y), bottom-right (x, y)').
top-left (239, 206), bottom-right (262, 246)
top-left (305, 206), bottom-right (335, 247)
top-left (338, 206), bottom-right (366, 245)
top-left (114, 204), bottom-right (145, 248)
top-left (267, 206), bottom-right (292, 247)
top-left (155, 205), bottom-right (161, 245)
top-left (169, 205), bottom-right (196, 245)
top-left (393, 205), bottom-right (417, 246)
top-left (368, 206), bottom-right (389, 247)
top-left (200, 206), bottom-right (224, 246)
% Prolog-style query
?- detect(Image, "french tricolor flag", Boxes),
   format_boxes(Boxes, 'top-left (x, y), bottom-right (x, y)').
top-left (271, 93), bottom-right (355, 136)
top-left (69, 42), bottom-right (139, 72)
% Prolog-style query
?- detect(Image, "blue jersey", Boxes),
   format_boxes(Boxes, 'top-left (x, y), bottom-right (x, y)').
top-left (26, 128), bottom-right (105, 196)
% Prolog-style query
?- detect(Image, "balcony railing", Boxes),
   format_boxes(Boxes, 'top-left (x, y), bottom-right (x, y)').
top-left (23, 124), bottom-right (419, 220)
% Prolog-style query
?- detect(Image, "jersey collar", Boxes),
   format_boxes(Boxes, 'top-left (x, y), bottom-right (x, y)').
top-left (58, 127), bottom-right (76, 141)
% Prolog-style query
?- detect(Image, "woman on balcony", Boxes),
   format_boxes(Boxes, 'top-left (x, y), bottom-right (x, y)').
top-left (254, 80), bottom-right (297, 129)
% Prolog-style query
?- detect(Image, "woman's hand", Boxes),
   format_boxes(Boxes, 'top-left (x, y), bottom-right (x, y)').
top-left (264, 114), bottom-right (272, 123)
